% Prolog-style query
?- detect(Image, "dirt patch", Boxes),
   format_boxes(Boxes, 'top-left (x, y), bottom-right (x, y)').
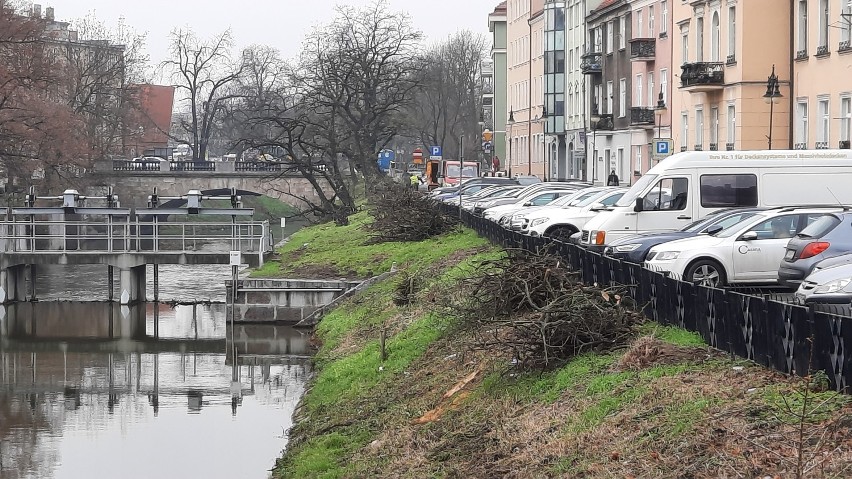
top-left (615, 336), bottom-right (715, 371)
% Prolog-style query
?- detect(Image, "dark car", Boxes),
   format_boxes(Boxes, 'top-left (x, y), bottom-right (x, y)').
top-left (779, 210), bottom-right (852, 288)
top-left (603, 208), bottom-right (764, 263)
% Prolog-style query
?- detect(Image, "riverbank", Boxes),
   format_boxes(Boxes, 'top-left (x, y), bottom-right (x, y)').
top-left (270, 210), bottom-right (852, 478)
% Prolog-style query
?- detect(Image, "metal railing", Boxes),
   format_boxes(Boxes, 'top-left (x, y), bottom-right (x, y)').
top-left (235, 162), bottom-right (284, 172)
top-left (441, 204), bottom-right (852, 393)
top-left (629, 107), bottom-right (655, 126)
top-left (170, 161), bottom-right (216, 172)
top-left (629, 38), bottom-right (656, 60)
top-left (0, 218), bottom-right (272, 255)
top-left (679, 62), bottom-right (724, 89)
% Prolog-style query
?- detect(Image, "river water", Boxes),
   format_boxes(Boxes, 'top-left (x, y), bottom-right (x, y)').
top-left (0, 264), bottom-right (312, 479)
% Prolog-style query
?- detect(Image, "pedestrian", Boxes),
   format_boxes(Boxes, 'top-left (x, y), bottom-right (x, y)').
top-left (410, 173), bottom-right (419, 191)
top-left (607, 169), bottom-right (620, 186)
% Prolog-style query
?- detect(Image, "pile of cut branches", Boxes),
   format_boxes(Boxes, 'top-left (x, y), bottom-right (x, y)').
top-left (457, 247), bottom-right (642, 369)
top-left (366, 180), bottom-right (457, 243)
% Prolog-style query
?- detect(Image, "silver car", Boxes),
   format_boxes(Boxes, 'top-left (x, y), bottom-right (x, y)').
top-left (796, 254), bottom-right (852, 304)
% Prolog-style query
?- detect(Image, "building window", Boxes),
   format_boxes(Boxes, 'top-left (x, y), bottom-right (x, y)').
top-left (710, 107), bottom-right (719, 149)
top-left (636, 145), bottom-right (643, 173)
top-left (606, 81), bottom-right (614, 114)
top-left (681, 112), bottom-right (689, 150)
top-left (819, 0), bottom-right (829, 50)
top-left (696, 17), bottom-right (705, 62)
top-left (594, 84), bottom-right (602, 112)
top-left (798, 0), bottom-right (808, 55)
top-left (681, 27), bottom-right (689, 64)
top-left (728, 6), bottom-right (736, 61)
top-left (607, 20), bottom-right (614, 52)
top-left (695, 107), bottom-right (705, 149)
top-left (842, 96), bottom-right (851, 143)
top-left (649, 5), bottom-right (655, 36)
top-left (637, 9), bottom-right (644, 37)
top-left (843, 0), bottom-right (852, 47)
top-left (636, 74), bottom-right (643, 107)
top-left (660, 69), bottom-right (668, 104)
top-left (818, 98), bottom-right (830, 147)
top-left (620, 17), bottom-right (627, 49)
top-left (648, 72), bottom-right (655, 106)
top-left (796, 99), bottom-right (809, 148)
top-left (619, 78), bottom-right (627, 117)
top-left (727, 104), bottom-right (736, 148)
top-left (617, 148), bottom-right (625, 180)
top-left (711, 11), bottom-right (720, 62)
top-left (661, 1), bottom-right (668, 34)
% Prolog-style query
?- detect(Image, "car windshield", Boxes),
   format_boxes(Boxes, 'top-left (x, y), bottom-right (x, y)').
top-left (479, 187), bottom-right (519, 199)
top-left (714, 213), bottom-right (767, 238)
top-left (547, 193), bottom-right (583, 207)
top-left (683, 210), bottom-right (760, 234)
top-left (446, 165), bottom-right (479, 178)
top-left (575, 190), bottom-right (613, 207)
top-left (615, 174), bottom-right (658, 207)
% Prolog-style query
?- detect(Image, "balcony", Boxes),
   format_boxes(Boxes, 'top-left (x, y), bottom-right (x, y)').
top-left (591, 112), bottom-right (614, 131)
top-left (629, 38), bottom-right (656, 61)
top-left (581, 52), bottom-right (602, 74)
top-left (629, 107), bottom-right (656, 127)
top-left (679, 62), bottom-right (725, 92)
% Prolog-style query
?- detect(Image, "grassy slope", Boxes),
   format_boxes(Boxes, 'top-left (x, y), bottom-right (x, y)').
top-left (273, 213), bottom-right (852, 479)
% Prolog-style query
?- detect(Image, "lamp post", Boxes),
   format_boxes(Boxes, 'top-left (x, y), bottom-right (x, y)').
top-left (655, 87), bottom-right (667, 140)
top-left (507, 108), bottom-right (515, 178)
top-left (538, 107), bottom-right (549, 181)
top-left (590, 108), bottom-right (600, 184)
top-left (763, 64), bottom-right (783, 150)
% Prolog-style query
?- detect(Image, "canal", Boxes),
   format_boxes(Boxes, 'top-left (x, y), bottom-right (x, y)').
top-left (0, 264), bottom-right (311, 479)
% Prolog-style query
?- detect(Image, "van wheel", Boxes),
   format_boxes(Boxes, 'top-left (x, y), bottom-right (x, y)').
top-left (546, 226), bottom-right (577, 242)
top-left (685, 259), bottom-right (727, 288)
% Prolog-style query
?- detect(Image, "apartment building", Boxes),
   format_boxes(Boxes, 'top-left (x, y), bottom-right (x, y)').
top-left (488, 2), bottom-right (509, 164)
top-left (670, 0), bottom-right (791, 153)
top-left (506, 0), bottom-right (547, 178)
top-left (542, 0), bottom-right (567, 180)
top-left (792, 0), bottom-right (852, 150)
top-left (584, 0), bottom-right (634, 185)
top-left (627, 0), bottom-right (672, 176)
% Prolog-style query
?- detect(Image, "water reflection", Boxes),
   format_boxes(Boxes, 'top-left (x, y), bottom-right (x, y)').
top-left (0, 302), bottom-right (312, 479)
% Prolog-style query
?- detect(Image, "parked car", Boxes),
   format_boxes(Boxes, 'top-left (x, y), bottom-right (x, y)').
top-left (604, 208), bottom-right (765, 263)
top-left (581, 148), bottom-right (852, 251)
top-left (447, 185), bottom-right (523, 207)
top-left (521, 187), bottom-right (626, 239)
top-left (505, 189), bottom-right (605, 231)
top-left (778, 210), bottom-right (852, 288)
top-left (472, 182), bottom-right (590, 216)
top-left (486, 189), bottom-right (578, 223)
top-left (795, 254), bottom-right (852, 304)
top-left (644, 207), bottom-right (842, 287)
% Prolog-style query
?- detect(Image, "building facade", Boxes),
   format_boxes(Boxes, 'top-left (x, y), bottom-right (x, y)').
top-left (585, 0), bottom-right (634, 185)
top-left (506, 0), bottom-right (546, 178)
top-left (792, 0), bottom-right (852, 150)
top-left (488, 2), bottom-right (509, 166)
top-left (670, 0), bottom-right (791, 154)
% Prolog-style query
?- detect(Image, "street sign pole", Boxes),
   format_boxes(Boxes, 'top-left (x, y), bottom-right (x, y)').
top-left (459, 135), bottom-right (464, 219)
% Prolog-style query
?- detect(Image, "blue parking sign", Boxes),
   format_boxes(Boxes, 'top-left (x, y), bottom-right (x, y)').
top-left (430, 146), bottom-right (442, 157)
top-left (655, 140), bottom-right (669, 154)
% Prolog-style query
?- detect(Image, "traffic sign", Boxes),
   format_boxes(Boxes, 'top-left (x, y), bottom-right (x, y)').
top-left (482, 129), bottom-right (493, 142)
top-left (430, 146), bottom-right (442, 157)
top-left (482, 141), bottom-right (493, 152)
top-left (653, 139), bottom-right (673, 160)
top-left (412, 147), bottom-right (424, 164)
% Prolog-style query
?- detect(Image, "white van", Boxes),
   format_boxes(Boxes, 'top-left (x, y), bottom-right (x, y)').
top-left (581, 150), bottom-right (852, 249)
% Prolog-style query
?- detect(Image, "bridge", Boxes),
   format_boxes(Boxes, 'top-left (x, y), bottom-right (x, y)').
top-left (0, 189), bottom-right (273, 304)
top-left (92, 159), bottom-right (332, 210)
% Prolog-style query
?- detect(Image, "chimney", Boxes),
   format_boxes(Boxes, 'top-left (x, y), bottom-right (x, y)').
top-left (45, 6), bottom-right (54, 21)
top-left (31, 3), bottom-right (41, 17)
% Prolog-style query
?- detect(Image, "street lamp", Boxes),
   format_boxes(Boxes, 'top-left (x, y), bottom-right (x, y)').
top-left (590, 107), bottom-right (601, 184)
top-left (655, 87), bottom-right (667, 140)
top-left (763, 64), bottom-right (783, 150)
top-left (507, 108), bottom-right (515, 178)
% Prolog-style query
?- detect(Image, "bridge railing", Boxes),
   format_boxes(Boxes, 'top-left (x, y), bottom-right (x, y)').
top-left (0, 219), bottom-right (272, 255)
top-left (169, 161), bottom-right (217, 172)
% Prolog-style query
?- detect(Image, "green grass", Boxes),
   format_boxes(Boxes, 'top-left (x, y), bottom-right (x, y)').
top-left (253, 210), bottom-right (488, 278)
top-left (639, 323), bottom-right (707, 347)
top-left (277, 427), bottom-right (373, 479)
top-left (761, 383), bottom-right (852, 424)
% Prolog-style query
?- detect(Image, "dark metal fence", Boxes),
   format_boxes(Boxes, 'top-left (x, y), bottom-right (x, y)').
top-left (445, 205), bottom-right (851, 393)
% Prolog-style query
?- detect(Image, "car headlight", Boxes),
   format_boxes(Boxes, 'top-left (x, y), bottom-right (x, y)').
top-left (814, 278), bottom-right (852, 294)
top-left (530, 217), bottom-right (549, 227)
top-left (614, 244), bottom-right (641, 252)
top-left (654, 251), bottom-right (681, 261)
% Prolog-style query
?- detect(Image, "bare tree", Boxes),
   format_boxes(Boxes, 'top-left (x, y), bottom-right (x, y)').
top-left (406, 31), bottom-right (487, 161)
top-left (162, 28), bottom-right (244, 161)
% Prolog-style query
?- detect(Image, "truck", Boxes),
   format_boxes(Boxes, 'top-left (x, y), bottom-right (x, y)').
top-left (440, 160), bottom-right (481, 186)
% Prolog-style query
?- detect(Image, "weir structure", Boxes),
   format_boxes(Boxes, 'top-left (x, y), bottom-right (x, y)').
top-left (0, 187), bottom-right (273, 304)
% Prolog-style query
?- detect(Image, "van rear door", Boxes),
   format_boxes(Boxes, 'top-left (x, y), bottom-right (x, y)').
top-left (635, 175), bottom-right (694, 234)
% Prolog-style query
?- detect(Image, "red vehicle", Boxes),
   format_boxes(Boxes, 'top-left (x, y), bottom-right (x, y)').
top-left (441, 160), bottom-right (480, 186)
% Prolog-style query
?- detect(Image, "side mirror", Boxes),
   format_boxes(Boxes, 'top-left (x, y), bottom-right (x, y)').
top-left (590, 202), bottom-right (605, 210)
top-left (634, 197), bottom-right (644, 212)
top-left (704, 225), bottom-right (724, 236)
top-left (523, 201), bottom-right (533, 206)
top-left (739, 231), bottom-right (758, 241)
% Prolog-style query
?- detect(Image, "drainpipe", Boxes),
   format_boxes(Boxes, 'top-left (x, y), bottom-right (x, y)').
top-left (528, 0), bottom-right (534, 176)
top-left (788, 0), bottom-right (795, 149)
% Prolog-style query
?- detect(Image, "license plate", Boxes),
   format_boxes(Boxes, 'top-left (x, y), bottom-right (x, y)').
top-left (785, 249), bottom-right (795, 260)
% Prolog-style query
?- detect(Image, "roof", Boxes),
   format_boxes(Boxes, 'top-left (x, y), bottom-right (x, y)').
top-left (492, 1), bottom-right (507, 14)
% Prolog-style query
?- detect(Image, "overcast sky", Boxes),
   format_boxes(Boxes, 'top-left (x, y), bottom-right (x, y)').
top-left (40, 0), bottom-right (501, 79)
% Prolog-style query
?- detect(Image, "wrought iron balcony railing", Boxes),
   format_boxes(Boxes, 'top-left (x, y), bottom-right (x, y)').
top-left (629, 107), bottom-right (655, 126)
top-left (679, 62), bottom-right (724, 90)
top-left (629, 39), bottom-right (656, 61)
top-left (581, 52), bottom-right (603, 74)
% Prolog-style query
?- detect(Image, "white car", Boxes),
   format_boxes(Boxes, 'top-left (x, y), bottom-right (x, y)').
top-left (483, 189), bottom-right (579, 223)
top-left (522, 188), bottom-right (626, 239)
top-left (644, 207), bottom-right (842, 287)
